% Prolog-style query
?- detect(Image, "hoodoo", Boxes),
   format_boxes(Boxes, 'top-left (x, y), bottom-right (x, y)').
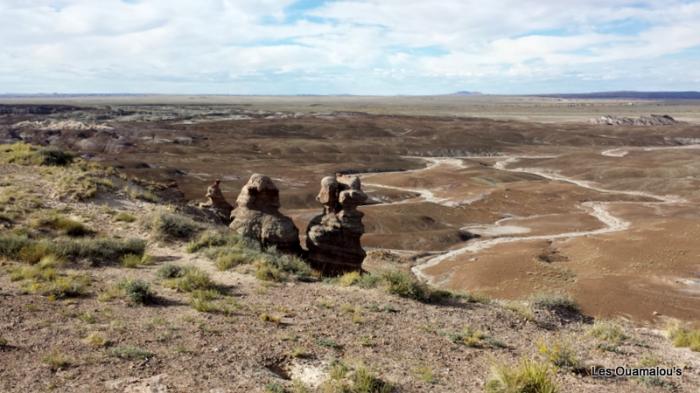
top-left (306, 174), bottom-right (368, 274)
top-left (229, 174), bottom-right (302, 254)
top-left (199, 179), bottom-right (233, 223)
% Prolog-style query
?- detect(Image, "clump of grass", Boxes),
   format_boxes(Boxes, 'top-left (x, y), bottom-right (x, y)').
top-left (83, 332), bottom-right (110, 348)
top-left (214, 251), bottom-right (250, 271)
top-left (114, 212), bottom-right (137, 223)
top-left (381, 270), bottom-right (453, 303)
top-left (0, 337), bottom-right (8, 347)
top-left (0, 143), bottom-right (74, 166)
top-left (110, 345), bottom-right (154, 360)
top-left (316, 337), bottom-right (343, 350)
top-left (151, 209), bottom-right (202, 241)
top-left (157, 263), bottom-right (184, 279)
top-left (10, 262), bottom-right (90, 299)
top-left (164, 266), bottom-right (217, 293)
top-left (186, 230), bottom-right (234, 252)
top-left (128, 187), bottom-right (159, 203)
top-left (0, 235), bottom-right (146, 265)
top-left (485, 358), bottom-right (558, 393)
top-left (189, 289), bottom-right (238, 315)
top-left (290, 347), bottom-right (312, 359)
top-left (118, 279), bottom-right (155, 305)
top-left (42, 350), bottom-right (73, 371)
top-left (120, 253), bottom-right (152, 268)
top-left (529, 293), bottom-right (580, 314)
top-left (321, 363), bottom-right (394, 393)
top-left (537, 339), bottom-right (582, 370)
top-left (448, 326), bottom-right (488, 348)
top-left (588, 321), bottom-right (628, 345)
top-left (260, 313), bottom-right (283, 324)
top-left (667, 324), bottom-right (700, 351)
top-left (338, 271), bottom-right (362, 287)
top-left (254, 251), bottom-right (316, 283)
top-left (30, 212), bottom-right (93, 237)
top-left (414, 365), bottom-right (436, 384)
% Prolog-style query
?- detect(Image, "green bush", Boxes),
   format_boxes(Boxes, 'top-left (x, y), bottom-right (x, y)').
top-left (31, 212), bottom-right (93, 237)
top-left (151, 210), bottom-right (202, 241)
top-left (381, 270), bottom-right (452, 303)
top-left (588, 321), bottom-right (627, 345)
top-left (114, 212), bottom-right (137, 223)
top-left (0, 143), bottom-right (73, 166)
top-left (485, 358), bottom-right (558, 393)
top-left (157, 263), bottom-right (184, 279)
top-left (119, 279), bottom-right (155, 304)
top-left (537, 339), bottom-right (582, 370)
top-left (529, 293), bottom-right (580, 314)
top-left (165, 266), bottom-right (216, 292)
top-left (668, 325), bottom-right (700, 352)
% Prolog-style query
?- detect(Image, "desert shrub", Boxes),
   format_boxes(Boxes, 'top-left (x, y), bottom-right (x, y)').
top-left (114, 212), bottom-right (137, 223)
top-left (338, 271), bottom-right (362, 287)
top-left (151, 210), bottom-right (202, 241)
top-left (128, 187), bottom-right (159, 203)
top-left (186, 230), bottom-right (234, 252)
top-left (83, 332), bottom-right (109, 348)
top-left (120, 253), bottom-right (152, 268)
top-left (381, 270), bottom-right (453, 303)
top-left (54, 237), bottom-right (146, 264)
top-left (42, 274), bottom-right (91, 298)
top-left (30, 212), bottom-right (93, 237)
top-left (118, 279), bottom-right (155, 304)
top-left (504, 301), bottom-right (536, 322)
top-left (485, 358), bottom-right (558, 393)
top-left (0, 235), bottom-right (147, 265)
top-left (110, 345), bottom-right (154, 360)
top-left (537, 339), bottom-right (582, 370)
top-left (667, 324), bottom-right (700, 351)
top-left (449, 326), bottom-right (487, 348)
top-left (588, 321), bottom-right (627, 345)
top-left (10, 261), bottom-right (89, 299)
top-left (0, 143), bottom-right (73, 166)
top-left (255, 251), bottom-right (315, 282)
top-left (157, 263), bottom-right (184, 279)
top-left (351, 366), bottom-right (394, 393)
top-left (189, 289), bottom-right (238, 315)
top-left (0, 337), bottom-right (8, 347)
top-left (529, 293), bottom-right (580, 314)
top-left (321, 363), bottom-right (394, 393)
top-left (42, 350), bottom-right (73, 371)
top-left (214, 251), bottom-right (250, 271)
top-left (165, 266), bottom-right (216, 292)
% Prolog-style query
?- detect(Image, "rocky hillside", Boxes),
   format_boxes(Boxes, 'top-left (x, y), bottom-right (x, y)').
top-left (0, 143), bottom-right (699, 393)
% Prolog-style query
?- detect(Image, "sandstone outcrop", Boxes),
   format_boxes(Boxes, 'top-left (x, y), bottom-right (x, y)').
top-left (229, 174), bottom-right (301, 254)
top-left (306, 174), bottom-right (367, 274)
top-left (199, 179), bottom-right (233, 223)
top-left (591, 114), bottom-right (677, 126)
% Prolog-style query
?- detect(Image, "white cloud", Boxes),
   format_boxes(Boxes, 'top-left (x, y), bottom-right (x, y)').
top-left (0, 0), bottom-right (699, 93)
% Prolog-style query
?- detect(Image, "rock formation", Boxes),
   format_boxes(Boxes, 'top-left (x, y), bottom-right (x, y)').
top-left (591, 114), bottom-right (677, 126)
top-left (229, 174), bottom-right (301, 254)
top-left (306, 174), bottom-right (367, 274)
top-left (199, 179), bottom-right (233, 223)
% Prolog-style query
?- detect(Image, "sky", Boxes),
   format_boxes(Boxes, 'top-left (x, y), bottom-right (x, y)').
top-left (2, 0), bottom-right (700, 95)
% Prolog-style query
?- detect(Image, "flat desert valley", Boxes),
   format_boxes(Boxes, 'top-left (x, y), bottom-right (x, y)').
top-left (3, 95), bottom-right (699, 321)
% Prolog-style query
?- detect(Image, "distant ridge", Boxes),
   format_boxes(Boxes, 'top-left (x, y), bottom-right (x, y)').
top-left (447, 91), bottom-right (483, 96)
top-left (533, 91), bottom-right (700, 100)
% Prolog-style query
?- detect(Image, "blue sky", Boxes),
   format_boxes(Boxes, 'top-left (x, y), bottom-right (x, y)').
top-left (1, 0), bottom-right (700, 95)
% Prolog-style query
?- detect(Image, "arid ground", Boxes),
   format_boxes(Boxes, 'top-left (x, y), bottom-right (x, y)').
top-left (1, 96), bottom-right (699, 392)
top-left (3, 96), bottom-right (699, 322)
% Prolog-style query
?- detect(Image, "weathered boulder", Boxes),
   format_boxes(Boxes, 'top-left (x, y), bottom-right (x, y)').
top-left (306, 174), bottom-right (367, 274)
top-left (229, 174), bottom-right (301, 254)
top-left (199, 179), bottom-right (233, 222)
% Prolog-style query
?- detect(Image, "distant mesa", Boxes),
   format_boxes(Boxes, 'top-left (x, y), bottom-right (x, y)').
top-left (447, 91), bottom-right (483, 96)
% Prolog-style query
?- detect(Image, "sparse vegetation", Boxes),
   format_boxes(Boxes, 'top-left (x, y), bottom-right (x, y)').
top-left (110, 345), bottom-right (154, 360)
top-left (114, 212), bottom-right (137, 223)
top-left (42, 350), bottom-right (73, 371)
top-left (0, 234), bottom-right (146, 265)
top-left (529, 293), bottom-right (580, 314)
top-left (164, 266), bottom-right (217, 293)
top-left (151, 209), bottom-right (202, 241)
top-left (157, 263), bottom-right (184, 279)
top-left (190, 289), bottom-right (238, 315)
top-left (30, 212), bottom-right (93, 237)
top-left (83, 332), bottom-right (109, 348)
top-left (588, 321), bottom-right (628, 345)
top-left (1, 143), bottom-right (74, 166)
top-left (667, 324), bottom-right (700, 351)
top-left (321, 363), bottom-right (394, 393)
top-left (537, 338), bottom-right (582, 370)
top-left (448, 325), bottom-right (487, 348)
top-left (485, 358), bottom-right (558, 393)
top-left (381, 270), bottom-right (453, 303)
top-left (120, 253), bottom-right (152, 268)
top-left (119, 279), bottom-right (155, 305)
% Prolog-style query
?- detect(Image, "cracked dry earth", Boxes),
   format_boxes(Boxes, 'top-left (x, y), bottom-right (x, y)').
top-left (1, 161), bottom-right (699, 393)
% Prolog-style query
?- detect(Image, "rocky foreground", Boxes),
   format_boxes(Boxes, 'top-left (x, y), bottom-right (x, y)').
top-left (0, 143), bottom-right (699, 393)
